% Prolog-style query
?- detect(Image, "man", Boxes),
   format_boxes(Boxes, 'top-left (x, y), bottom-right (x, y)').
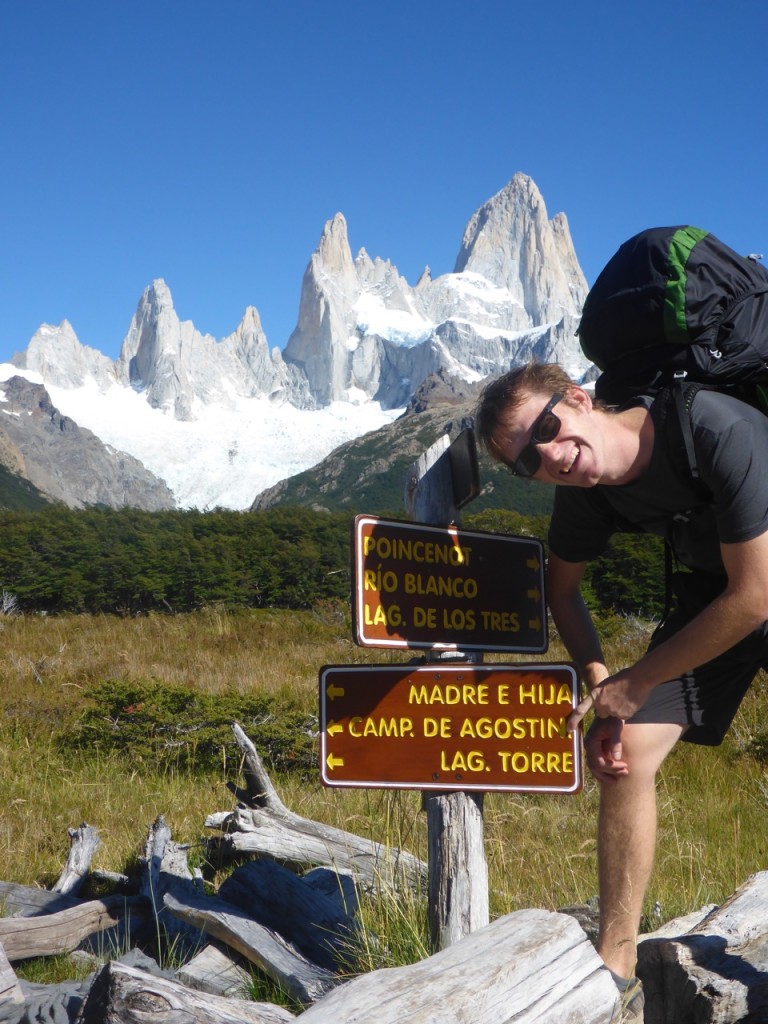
top-left (475, 362), bottom-right (768, 1015)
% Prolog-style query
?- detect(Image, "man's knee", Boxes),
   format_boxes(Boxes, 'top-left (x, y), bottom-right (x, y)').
top-left (616, 721), bottom-right (685, 782)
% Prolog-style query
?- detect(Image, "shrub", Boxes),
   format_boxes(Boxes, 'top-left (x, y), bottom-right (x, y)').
top-left (64, 678), bottom-right (318, 776)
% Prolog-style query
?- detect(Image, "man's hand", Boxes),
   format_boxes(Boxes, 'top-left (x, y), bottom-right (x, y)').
top-left (569, 670), bottom-right (654, 729)
top-left (567, 671), bottom-right (655, 780)
top-left (582, 715), bottom-right (628, 782)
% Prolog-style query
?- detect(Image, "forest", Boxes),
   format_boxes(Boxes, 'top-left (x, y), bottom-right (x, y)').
top-left (0, 505), bottom-right (666, 619)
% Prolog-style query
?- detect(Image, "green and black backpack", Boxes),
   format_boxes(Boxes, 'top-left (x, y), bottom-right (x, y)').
top-left (578, 225), bottom-right (768, 479)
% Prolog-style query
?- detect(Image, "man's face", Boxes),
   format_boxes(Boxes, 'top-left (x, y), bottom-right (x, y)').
top-left (494, 387), bottom-right (605, 487)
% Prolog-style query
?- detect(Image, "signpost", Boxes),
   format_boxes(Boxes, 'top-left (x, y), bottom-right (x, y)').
top-left (353, 515), bottom-right (546, 652)
top-left (320, 663), bottom-right (581, 794)
top-left (318, 425), bottom-right (582, 950)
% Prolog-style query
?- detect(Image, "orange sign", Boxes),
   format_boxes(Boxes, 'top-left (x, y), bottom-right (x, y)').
top-left (353, 516), bottom-right (546, 652)
top-left (319, 663), bottom-right (581, 793)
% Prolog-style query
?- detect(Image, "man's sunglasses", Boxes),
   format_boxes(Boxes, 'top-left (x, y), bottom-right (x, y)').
top-left (509, 393), bottom-right (563, 477)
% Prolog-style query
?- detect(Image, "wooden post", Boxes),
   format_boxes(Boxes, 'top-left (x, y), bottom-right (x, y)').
top-left (404, 431), bottom-right (489, 951)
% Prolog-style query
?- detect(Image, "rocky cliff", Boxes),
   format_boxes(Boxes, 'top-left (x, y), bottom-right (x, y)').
top-left (0, 376), bottom-right (174, 509)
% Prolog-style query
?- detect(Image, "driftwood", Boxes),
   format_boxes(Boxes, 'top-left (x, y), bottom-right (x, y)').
top-left (206, 724), bottom-right (426, 891)
top-left (638, 869), bottom-right (768, 1023)
top-left (299, 907), bottom-right (617, 1023)
top-left (80, 960), bottom-right (296, 1024)
top-left (139, 814), bottom-right (206, 954)
top-left (7, 725), bottom-right (768, 1023)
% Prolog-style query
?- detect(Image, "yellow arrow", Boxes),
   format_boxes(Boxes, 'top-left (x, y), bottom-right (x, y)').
top-left (326, 684), bottom-right (345, 700)
top-left (528, 617), bottom-right (541, 631)
top-left (327, 720), bottom-right (344, 736)
top-left (526, 556), bottom-right (541, 572)
top-left (527, 586), bottom-right (541, 601)
top-left (326, 753), bottom-right (345, 770)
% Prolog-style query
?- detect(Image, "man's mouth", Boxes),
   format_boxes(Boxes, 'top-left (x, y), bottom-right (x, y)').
top-left (561, 446), bottom-right (580, 474)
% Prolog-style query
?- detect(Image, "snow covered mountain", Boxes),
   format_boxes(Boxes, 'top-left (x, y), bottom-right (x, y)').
top-left (5, 172), bottom-right (592, 510)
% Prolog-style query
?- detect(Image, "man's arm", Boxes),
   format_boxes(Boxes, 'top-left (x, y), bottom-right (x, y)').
top-left (546, 553), bottom-right (627, 780)
top-left (582, 529), bottom-right (768, 722)
top-left (546, 553), bottom-right (608, 686)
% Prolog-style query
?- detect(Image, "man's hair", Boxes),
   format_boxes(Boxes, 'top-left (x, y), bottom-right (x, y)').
top-left (474, 362), bottom-right (577, 467)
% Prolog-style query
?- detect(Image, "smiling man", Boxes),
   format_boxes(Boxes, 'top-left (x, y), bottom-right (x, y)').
top-left (475, 361), bottom-right (768, 1021)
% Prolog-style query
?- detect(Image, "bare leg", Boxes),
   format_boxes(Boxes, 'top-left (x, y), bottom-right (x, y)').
top-left (596, 721), bottom-right (684, 978)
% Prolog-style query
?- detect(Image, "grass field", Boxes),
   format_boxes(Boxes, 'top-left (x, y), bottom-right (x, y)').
top-left (1, 603), bottom-right (767, 979)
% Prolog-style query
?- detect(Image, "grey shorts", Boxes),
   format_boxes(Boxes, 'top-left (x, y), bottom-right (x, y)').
top-left (627, 571), bottom-right (768, 746)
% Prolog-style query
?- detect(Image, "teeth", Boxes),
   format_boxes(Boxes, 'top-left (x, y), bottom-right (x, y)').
top-left (563, 446), bottom-right (579, 473)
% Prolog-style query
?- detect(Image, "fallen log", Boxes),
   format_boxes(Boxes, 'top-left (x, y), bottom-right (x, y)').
top-left (217, 859), bottom-right (356, 972)
top-left (638, 869), bottom-right (768, 1023)
top-left (297, 907), bottom-right (617, 1023)
top-left (0, 881), bottom-right (83, 918)
top-left (80, 960), bottom-right (296, 1024)
top-left (207, 725), bottom-right (426, 891)
top-left (164, 891), bottom-right (338, 1005)
top-left (0, 895), bottom-right (147, 962)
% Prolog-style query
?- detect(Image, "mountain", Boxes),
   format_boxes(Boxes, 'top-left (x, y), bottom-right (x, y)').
top-left (251, 371), bottom-right (554, 518)
top-left (6, 172), bottom-right (591, 510)
top-left (0, 375), bottom-right (174, 510)
top-left (282, 172), bottom-right (588, 408)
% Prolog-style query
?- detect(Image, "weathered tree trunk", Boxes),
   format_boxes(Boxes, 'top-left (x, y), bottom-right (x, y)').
top-left (80, 960), bottom-right (296, 1024)
top-left (298, 907), bottom-right (617, 1023)
top-left (52, 822), bottom-right (101, 895)
top-left (638, 869), bottom-right (768, 1023)
top-left (139, 814), bottom-right (207, 953)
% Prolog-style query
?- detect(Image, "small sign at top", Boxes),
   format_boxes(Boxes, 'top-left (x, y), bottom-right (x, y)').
top-left (352, 515), bottom-right (547, 653)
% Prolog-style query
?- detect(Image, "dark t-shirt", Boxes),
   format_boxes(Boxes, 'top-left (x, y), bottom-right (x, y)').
top-left (547, 389), bottom-right (768, 575)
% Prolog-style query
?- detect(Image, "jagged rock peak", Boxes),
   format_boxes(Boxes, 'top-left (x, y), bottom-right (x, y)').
top-left (12, 321), bottom-right (116, 391)
top-left (115, 279), bottom-right (301, 419)
top-left (316, 213), bottom-right (355, 279)
top-left (454, 172), bottom-right (588, 324)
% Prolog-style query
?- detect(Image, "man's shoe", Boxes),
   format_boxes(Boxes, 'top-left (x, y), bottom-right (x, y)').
top-left (613, 977), bottom-right (644, 1023)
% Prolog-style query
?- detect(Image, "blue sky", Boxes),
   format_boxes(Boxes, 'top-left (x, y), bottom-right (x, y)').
top-left (2, 0), bottom-right (767, 364)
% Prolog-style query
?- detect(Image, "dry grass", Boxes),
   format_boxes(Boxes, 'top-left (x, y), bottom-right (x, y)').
top-left (0, 605), bottom-right (766, 941)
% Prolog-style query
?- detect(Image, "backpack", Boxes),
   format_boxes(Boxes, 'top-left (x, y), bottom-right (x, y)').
top-left (577, 225), bottom-right (768, 478)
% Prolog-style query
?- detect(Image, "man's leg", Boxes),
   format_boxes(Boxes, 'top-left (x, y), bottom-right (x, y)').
top-left (596, 721), bottom-right (685, 979)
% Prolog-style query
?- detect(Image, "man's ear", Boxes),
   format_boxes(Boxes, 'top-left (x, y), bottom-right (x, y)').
top-left (564, 385), bottom-right (593, 411)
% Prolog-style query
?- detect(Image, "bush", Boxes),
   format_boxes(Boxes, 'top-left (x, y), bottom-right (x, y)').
top-left (64, 678), bottom-right (318, 776)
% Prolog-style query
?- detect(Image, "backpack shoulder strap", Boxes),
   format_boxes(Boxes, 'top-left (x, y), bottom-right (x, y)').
top-left (671, 380), bottom-right (704, 481)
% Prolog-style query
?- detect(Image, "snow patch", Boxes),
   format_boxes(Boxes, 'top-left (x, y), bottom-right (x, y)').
top-left (24, 373), bottom-right (404, 511)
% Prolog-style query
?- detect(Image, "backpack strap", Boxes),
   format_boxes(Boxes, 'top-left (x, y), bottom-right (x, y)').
top-left (671, 378), bottom-right (704, 480)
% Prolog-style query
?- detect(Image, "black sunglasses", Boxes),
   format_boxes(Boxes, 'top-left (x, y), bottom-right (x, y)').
top-left (509, 393), bottom-right (563, 477)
